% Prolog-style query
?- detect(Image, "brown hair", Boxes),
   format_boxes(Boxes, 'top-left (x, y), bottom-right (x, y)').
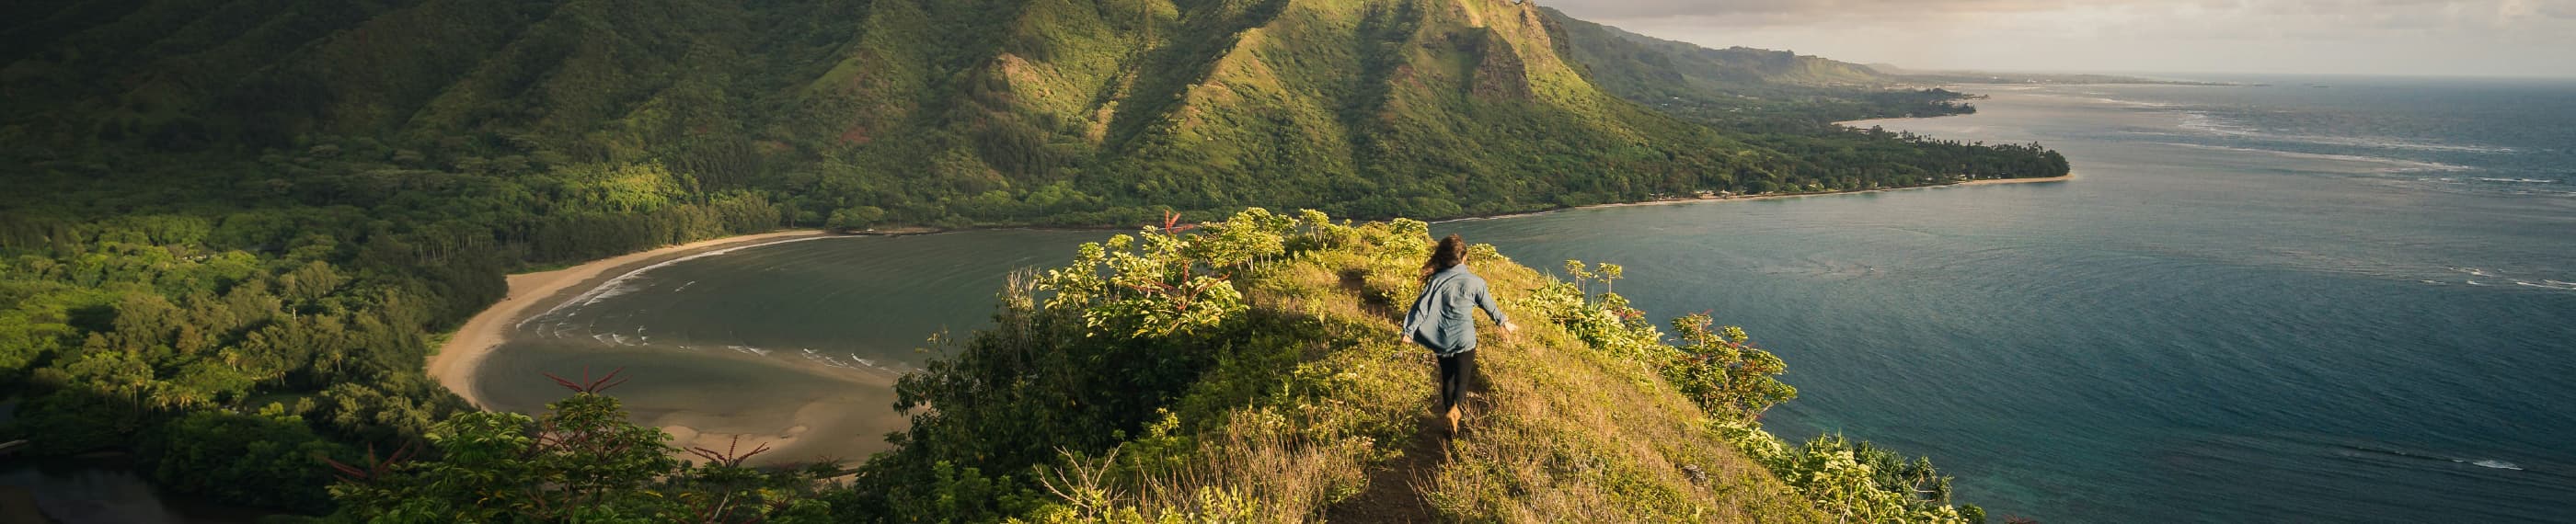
top-left (1419, 234), bottom-right (1468, 282)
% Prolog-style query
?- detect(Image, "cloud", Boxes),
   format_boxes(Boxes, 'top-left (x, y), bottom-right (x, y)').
top-left (1544, 0), bottom-right (2576, 32)
top-left (1540, 0), bottom-right (2066, 19)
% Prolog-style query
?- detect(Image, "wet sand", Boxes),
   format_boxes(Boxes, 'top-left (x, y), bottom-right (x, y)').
top-left (429, 230), bottom-right (830, 408)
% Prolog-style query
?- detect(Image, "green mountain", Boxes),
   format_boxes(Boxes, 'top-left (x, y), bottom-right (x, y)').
top-left (1538, 7), bottom-right (1987, 128)
top-left (5, 0), bottom-right (2062, 225)
top-left (1545, 8), bottom-right (1890, 91)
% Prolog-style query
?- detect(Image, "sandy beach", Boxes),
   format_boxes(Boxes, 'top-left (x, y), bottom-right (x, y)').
top-left (428, 230), bottom-right (831, 409)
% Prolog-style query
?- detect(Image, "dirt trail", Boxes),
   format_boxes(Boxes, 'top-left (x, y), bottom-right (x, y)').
top-left (1325, 271), bottom-right (1449, 522)
top-left (1323, 413), bottom-right (1448, 523)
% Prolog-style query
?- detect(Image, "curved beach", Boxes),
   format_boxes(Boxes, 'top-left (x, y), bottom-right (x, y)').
top-left (428, 230), bottom-right (830, 408)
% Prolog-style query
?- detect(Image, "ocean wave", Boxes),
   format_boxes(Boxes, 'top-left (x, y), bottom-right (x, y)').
top-left (2473, 460), bottom-right (2524, 471)
top-left (2294, 134), bottom-right (2514, 154)
top-left (2470, 177), bottom-right (2556, 184)
top-left (2345, 445), bottom-right (2530, 473)
top-left (2088, 97), bottom-right (2178, 108)
top-left (727, 345), bottom-right (771, 357)
top-left (2173, 112), bottom-right (2513, 154)
top-left (799, 348), bottom-right (857, 370)
top-left (2444, 268), bottom-right (2574, 290)
top-left (517, 235), bottom-right (845, 329)
top-left (2177, 112), bottom-right (2260, 136)
top-left (2164, 143), bottom-right (2470, 172)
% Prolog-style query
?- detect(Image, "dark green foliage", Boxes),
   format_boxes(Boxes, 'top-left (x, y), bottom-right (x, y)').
top-left (327, 385), bottom-right (839, 522)
top-left (1668, 313), bottom-right (1797, 419)
top-left (0, 130), bottom-right (780, 514)
top-left (142, 407), bottom-right (352, 513)
top-left (837, 222), bottom-right (1271, 520)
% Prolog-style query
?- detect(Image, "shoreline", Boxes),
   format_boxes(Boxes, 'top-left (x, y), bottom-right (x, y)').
top-left (429, 229), bottom-right (834, 408)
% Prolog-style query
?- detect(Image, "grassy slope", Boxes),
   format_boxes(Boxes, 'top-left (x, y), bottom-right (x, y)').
top-left (1212, 228), bottom-right (1822, 520)
top-left (866, 213), bottom-right (1828, 522)
top-left (1330, 250), bottom-right (1824, 521)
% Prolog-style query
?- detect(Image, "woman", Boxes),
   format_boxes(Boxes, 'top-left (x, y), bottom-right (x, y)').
top-left (1401, 234), bottom-right (1517, 435)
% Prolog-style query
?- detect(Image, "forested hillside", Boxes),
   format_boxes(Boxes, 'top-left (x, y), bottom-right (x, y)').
top-left (1, 0), bottom-right (2058, 517)
top-left (5, 0), bottom-right (2064, 225)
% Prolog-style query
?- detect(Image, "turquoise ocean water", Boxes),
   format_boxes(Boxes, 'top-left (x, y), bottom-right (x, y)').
top-left (1443, 75), bottom-right (2576, 521)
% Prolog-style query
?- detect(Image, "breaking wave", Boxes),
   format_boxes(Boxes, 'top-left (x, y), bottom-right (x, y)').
top-left (2173, 111), bottom-right (2515, 154)
top-left (518, 235), bottom-right (845, 329)
top-left (2164, 142), bottom-right (2470, 172)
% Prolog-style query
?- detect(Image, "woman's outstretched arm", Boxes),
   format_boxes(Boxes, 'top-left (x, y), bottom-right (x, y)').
top-left (1474, 279), bottom-right (1517, 333)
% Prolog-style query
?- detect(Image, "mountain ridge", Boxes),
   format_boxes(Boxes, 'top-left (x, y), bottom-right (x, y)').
top-left (4, 0), bottom-right (2064, 225)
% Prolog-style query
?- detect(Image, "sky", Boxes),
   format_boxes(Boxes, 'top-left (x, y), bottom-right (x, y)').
top-left (1539, 0), bottom-right (2576, 78)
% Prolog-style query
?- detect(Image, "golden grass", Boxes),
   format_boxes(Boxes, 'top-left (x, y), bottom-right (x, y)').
top-left (1052, 243), bottom-right (1824, 522)
top-left (1418, 256), bottom-right (1822, 523)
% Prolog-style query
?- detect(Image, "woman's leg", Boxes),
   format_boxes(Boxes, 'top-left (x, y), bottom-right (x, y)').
top-left (1437, 353), bottom-right (1464, 411)
top-left (1437, 350), bottom-right (1476, 433)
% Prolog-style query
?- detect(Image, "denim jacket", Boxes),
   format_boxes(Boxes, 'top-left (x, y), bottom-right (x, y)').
top-left (1403, 266), bottom-right (1508, 357)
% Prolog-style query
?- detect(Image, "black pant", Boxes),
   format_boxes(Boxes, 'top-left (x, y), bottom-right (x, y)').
top-left (1437, 349), bottom-right (1476, 412)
